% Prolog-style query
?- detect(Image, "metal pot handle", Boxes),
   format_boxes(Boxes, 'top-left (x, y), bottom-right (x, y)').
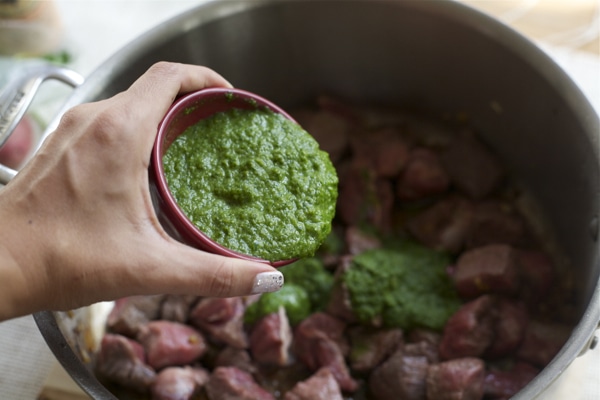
top-left (0, 64), bottom-right (84, 185)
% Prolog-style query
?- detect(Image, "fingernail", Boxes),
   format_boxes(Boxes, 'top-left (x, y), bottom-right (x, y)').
top-left (251, 271), bottom-right (284, 294)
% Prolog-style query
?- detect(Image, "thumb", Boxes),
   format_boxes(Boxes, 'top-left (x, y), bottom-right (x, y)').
top-left (135, 238), bottom-right (285, 298)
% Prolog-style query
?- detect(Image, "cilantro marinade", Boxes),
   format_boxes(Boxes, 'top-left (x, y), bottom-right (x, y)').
top-left (163, 107), bottom-right (338, 261)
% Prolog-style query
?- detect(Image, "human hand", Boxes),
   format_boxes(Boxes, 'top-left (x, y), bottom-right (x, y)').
top-left (0, 62), bottom-right (283, 321)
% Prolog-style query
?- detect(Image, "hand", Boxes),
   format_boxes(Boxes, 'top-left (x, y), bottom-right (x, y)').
top-left (0, 62), bottom-right (283, 321)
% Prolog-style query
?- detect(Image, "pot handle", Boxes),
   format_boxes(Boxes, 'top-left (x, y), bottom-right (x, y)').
top-left (0, 64), bottom-right (84, 185)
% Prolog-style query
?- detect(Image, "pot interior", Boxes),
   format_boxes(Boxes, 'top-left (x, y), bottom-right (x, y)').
top-left (37, 1), bottom-right (599, 399)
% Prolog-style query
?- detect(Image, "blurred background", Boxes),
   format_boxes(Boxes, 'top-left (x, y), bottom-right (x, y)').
top-left (0, 0), bottom-right (598, 399)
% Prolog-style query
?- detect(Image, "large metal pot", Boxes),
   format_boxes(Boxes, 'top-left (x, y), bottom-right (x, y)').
top-left (1, 0), bottom-right (598, 398)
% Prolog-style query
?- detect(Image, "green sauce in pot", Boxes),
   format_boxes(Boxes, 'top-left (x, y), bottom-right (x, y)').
top-left (163, 107), bottom-right (338, 261)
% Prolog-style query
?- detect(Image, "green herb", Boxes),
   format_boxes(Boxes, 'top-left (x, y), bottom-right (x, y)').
top-left (163, 108), bottom-right (338, 261)
top-left (343, 243), bottom-right (460, 331)
top-left (280, 257), bottom-right (334, 311)
top-left (244, 284), bottom-right (311, 326)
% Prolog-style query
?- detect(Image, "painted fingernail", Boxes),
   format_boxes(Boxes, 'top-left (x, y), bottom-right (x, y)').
top-left (251, 271), bottom-right (284, 294)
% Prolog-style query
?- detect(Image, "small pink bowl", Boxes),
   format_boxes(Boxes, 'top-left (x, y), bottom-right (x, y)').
top-left (149, 88), bottom-right (297, 267)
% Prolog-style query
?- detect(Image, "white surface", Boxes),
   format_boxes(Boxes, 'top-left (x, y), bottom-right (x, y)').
top-left (56, 0), bottom-right (200, 77)
top-left (0, 316), bottom-right (57, 399)
top-left (0, 1), bottom-right (598, 399)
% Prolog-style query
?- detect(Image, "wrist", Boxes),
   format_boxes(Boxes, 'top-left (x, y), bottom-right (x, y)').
top-left (0, 244), bottom-right (31, 320)
top-left (0, 186), bottom-right (47, 320)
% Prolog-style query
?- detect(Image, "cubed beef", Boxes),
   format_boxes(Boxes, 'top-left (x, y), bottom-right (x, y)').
top-left (350, 127), bottom-right (411, 178)
top-left (516, 320), bottom-right (572, 367)
top-left (214, 347), bottom-right (257, 375)
top-left (348, 326), bottom-right (403, 372)
top-left (517, 250), bottom-right (555, 302)
top-left (405, 340), bottom-right (440, 364)
top-left (284, 367), bottom-right (343, 400)
top-left (397, 147), bottom-right (450, 200)
top-left (408, 328), bottom-right (442, 347)
top-left (205, 367), bottom-right (275, 400)
top-left (426, 357), bottom-right (485, 400)
top-left (96, 333), bottom-right (156, 392)
top-left (107, 295), bottom-right (165, 337)
top-left (407, 195), bottom-right (475, 254)
top-left (326, 281), bottom-right (357, 324)
top-left (291, 108), bottom-right (351, 163)
top-left (485, 298), bottom-right (529, 359)
top-left (306, 337), bottom-right (358, 392)
top-left (484, 361), bottom-right (540, 399)
top-left (317, 225), bottom-right (345, 268)
top-left (249, 306), bottom-right (293, 366)
top-left (441, 131), bottom-right (503, 199)
top-left (453, 244), bottom-right (520, 299)
top-left (189, 297), bottom-right (248, 349)
top-left (404, 114), bottom-right (454, 147)
top-left (368, 346), bottom-right (429, 400)
top-left (407, 329), bottom-right (441, 364)
top-left (189, 297), bottom-right (237, 324)
top-left (466, 201), bottom-right (530, 249)
top-left (137, 321), bottom-right (206, 370)
top-left (337, 163), bottom-right (394, 233)
top-left (439, 295), bottom-right (496, 360)
top-left (293, 313), bottom-right (357, 392)
top-left (151, 366), bottom-right (209, 400)
top-left (294, 312), bottom-right (349, 354)
top-left (345, 226), bottom-right (381, 255)
top-left (316, 94), bottom-right (411, 132)
top-left (160, 295), bottom-right (198, 323)
top-left (326, 256), bottom-right (358, 323)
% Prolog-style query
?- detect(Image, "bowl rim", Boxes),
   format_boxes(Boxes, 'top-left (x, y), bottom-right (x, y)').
top-left (151, 87), bottom-right (297, 267)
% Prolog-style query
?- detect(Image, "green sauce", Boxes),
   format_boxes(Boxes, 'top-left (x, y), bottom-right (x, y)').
top-left (163, 107), bottom-right (338, 261)
top-left (280, 257), bottom-right (334, 311)
top-left (244, 284), bottom-right (311, 326)
top-left (343, 242), bottom-right (461, 331)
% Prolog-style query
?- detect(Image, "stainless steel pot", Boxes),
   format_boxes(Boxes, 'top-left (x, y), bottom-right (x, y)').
top-left (1, 0), bottom-right (598, 398)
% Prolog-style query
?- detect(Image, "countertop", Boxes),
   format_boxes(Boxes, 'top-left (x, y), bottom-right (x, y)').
top-left (0, 1), bottom-right (598, 399)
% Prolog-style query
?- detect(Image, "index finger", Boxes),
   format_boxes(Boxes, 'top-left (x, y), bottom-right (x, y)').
top-left (124, 62), bottom-right (233, 126)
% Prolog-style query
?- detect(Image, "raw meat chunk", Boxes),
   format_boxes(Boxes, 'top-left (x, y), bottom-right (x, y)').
top-left (348, 326), bottom-right (403, 372)
top-left (249, 306), bottom-right (293, 366)
top-left (426, 357), bottom-right (485, 400)
top-left (137, 321), bottom-right (206, 370)
top-left (107, 295), bottom-right (164, 337)
top-left (453, 244), bottom-right (520, 299)
top-left (205, 367), bottom-right (275, 400)
top-left (151, 366), bottom-right (209, 400)
top-left (189, 297), bottom-right (248, 349)
top-left (397, 147), bottom-right (449, 200)
top-left (368, 345), bottom-right (429, 400)
top-left (284, 367), bottom-right (343, 400)
top-left (439, 295), bottom-right (496, 359)
top-left (96, 333), bottom-right (156, 392)
top-left (441, 131), bottom-right (503, 199)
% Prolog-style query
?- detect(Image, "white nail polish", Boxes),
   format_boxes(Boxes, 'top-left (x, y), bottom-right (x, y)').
top-left (252, 271), bottom-right (284, 294)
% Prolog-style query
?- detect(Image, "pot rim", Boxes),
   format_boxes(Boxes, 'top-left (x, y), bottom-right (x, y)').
top-left (33, 1), bottom-right (600, 399)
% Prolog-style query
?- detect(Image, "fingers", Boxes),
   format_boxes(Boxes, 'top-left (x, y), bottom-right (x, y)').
top-left (124, 62), bottom-right (233, 127)
top-left (132, 238), bottom-right (284, 298)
